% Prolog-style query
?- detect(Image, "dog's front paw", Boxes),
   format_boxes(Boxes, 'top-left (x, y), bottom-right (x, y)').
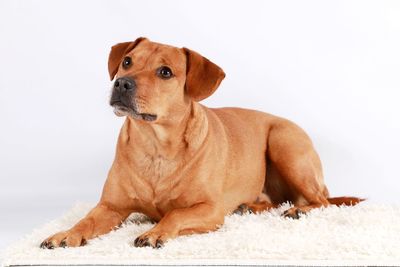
top-left (40, 230), bottom-right (87, 249)
top-left (133, 229), bottom-right (171, 249)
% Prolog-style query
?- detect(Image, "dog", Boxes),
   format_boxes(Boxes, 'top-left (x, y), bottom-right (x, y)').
top-left (40, 37), bottom-right (362, 249)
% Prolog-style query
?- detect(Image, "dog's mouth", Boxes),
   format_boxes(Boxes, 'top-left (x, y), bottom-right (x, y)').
top-left (110, 100), bottom-right (157, 122)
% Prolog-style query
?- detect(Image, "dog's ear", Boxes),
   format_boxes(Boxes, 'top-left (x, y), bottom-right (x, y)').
top-left (183, 48), bottom-right (225, 101)
top-left (108, 37), bottom-right (147, 81)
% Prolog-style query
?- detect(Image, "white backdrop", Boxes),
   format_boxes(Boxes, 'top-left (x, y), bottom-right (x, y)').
top-left (1, 0), bottom-right (400, 249)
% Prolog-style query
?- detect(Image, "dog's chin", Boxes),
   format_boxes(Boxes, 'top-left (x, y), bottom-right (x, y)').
top-left (112, 105), bottom-right (157, 122)
top-left (113, 106), bottom-right (130, 117)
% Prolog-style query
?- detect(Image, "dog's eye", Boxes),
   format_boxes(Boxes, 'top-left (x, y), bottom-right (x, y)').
top-left (157, 66), bottom-right (173, 79)
top-left (122, 57), bottom-right (132, 69)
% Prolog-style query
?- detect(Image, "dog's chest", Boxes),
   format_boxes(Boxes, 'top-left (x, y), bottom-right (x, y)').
top-left (131, 153), bottom-right (180, 197)
top-left (130, 154), bottom-right (194, 216)
top-left (137, 187), bottom-right (192, 220)
top-left (137, 154), bottom-right (180, 185)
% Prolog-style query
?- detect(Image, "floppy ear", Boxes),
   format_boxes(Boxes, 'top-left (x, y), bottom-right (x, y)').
top-left (183, 47), bottom-right (225, 101)
top-left (108, 37), bottom-right (147, 81)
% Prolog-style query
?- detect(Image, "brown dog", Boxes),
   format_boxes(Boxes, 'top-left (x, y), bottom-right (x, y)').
top-left (40, 37), bottom-right (362, 249)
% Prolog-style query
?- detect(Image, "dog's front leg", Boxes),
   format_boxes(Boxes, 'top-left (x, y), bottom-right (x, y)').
top-left (40, 203), bottom-right (130, 248)
top-left (134, 203), bottom-right (224, 248)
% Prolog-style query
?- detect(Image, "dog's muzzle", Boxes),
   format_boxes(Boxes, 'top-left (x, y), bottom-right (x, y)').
top-left (109, 77), bottom-right (157, 121)
top-left (110, 77), bottom-right (136, 107)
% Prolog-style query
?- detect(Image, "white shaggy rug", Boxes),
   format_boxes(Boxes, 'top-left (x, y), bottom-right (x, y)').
top-left (2, 202), bottom-right (400, 266)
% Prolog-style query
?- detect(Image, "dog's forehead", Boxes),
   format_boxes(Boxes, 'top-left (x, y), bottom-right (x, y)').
top-left (129, 41), bottom-right (185, 67)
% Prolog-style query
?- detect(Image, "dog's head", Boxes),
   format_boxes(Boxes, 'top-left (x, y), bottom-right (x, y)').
top-left (108, 37), bottom-right (225, 122)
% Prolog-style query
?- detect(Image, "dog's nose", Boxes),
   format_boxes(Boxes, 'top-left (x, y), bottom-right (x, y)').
top-left (114, 77), bottom-right (135, 93)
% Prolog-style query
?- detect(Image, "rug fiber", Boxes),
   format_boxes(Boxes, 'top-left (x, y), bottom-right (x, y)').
top-left (2, 202), bottom-right (400, 266)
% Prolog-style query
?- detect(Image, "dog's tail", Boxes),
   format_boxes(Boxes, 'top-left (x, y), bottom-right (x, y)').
top-left (327, 196), bottom-right (365, 206)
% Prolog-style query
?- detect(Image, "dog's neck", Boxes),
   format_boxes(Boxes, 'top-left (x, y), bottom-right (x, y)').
top-left (124, 101), bottom-right (209, 160)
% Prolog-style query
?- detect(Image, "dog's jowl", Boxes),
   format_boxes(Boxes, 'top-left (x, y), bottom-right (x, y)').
top-left (40, 38), bottom-right (362, 249)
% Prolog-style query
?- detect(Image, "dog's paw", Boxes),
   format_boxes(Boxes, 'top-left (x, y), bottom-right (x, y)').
top-left (233, 204), bottom-right (253, 215)
top-left (282, 207), bottom-right (304, 219)
top-left (40, 231), bottom-right (87, 249)
top-left (133, 230), bottom-right (171, 249)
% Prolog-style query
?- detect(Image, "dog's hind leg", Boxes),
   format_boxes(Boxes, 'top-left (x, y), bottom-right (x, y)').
top-left (267, 121), bottom-right (364, 219)
top-left (266, 120), bottom-right (331, 219)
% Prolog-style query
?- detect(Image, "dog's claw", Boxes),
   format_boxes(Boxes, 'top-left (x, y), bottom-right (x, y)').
top-left (138, 237), bottom-right (147, 247)
top-left (133, 237), bottom-right (140, 247)
top-left (40, 240), bottom-right (54, 249)
top-left (134, 235), bottom-right (165, 248)
top-left (40, 241), bottom-right (47, 249)
top-left (283, 208), bottom-right (303, 219)
top-left (233, 203), bottom-right (253, 215)
top-left (134, 236), bottom-right (150, 247)
top-left (60, 239), bottom-right (67, 248)
top-left (282, 210), bottom-right (289, 216)
top-left (155, 239), bottom-right (164, 249)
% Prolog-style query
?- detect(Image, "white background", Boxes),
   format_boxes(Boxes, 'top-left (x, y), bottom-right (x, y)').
top-left (1, 0), bottom-right (400, 251)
